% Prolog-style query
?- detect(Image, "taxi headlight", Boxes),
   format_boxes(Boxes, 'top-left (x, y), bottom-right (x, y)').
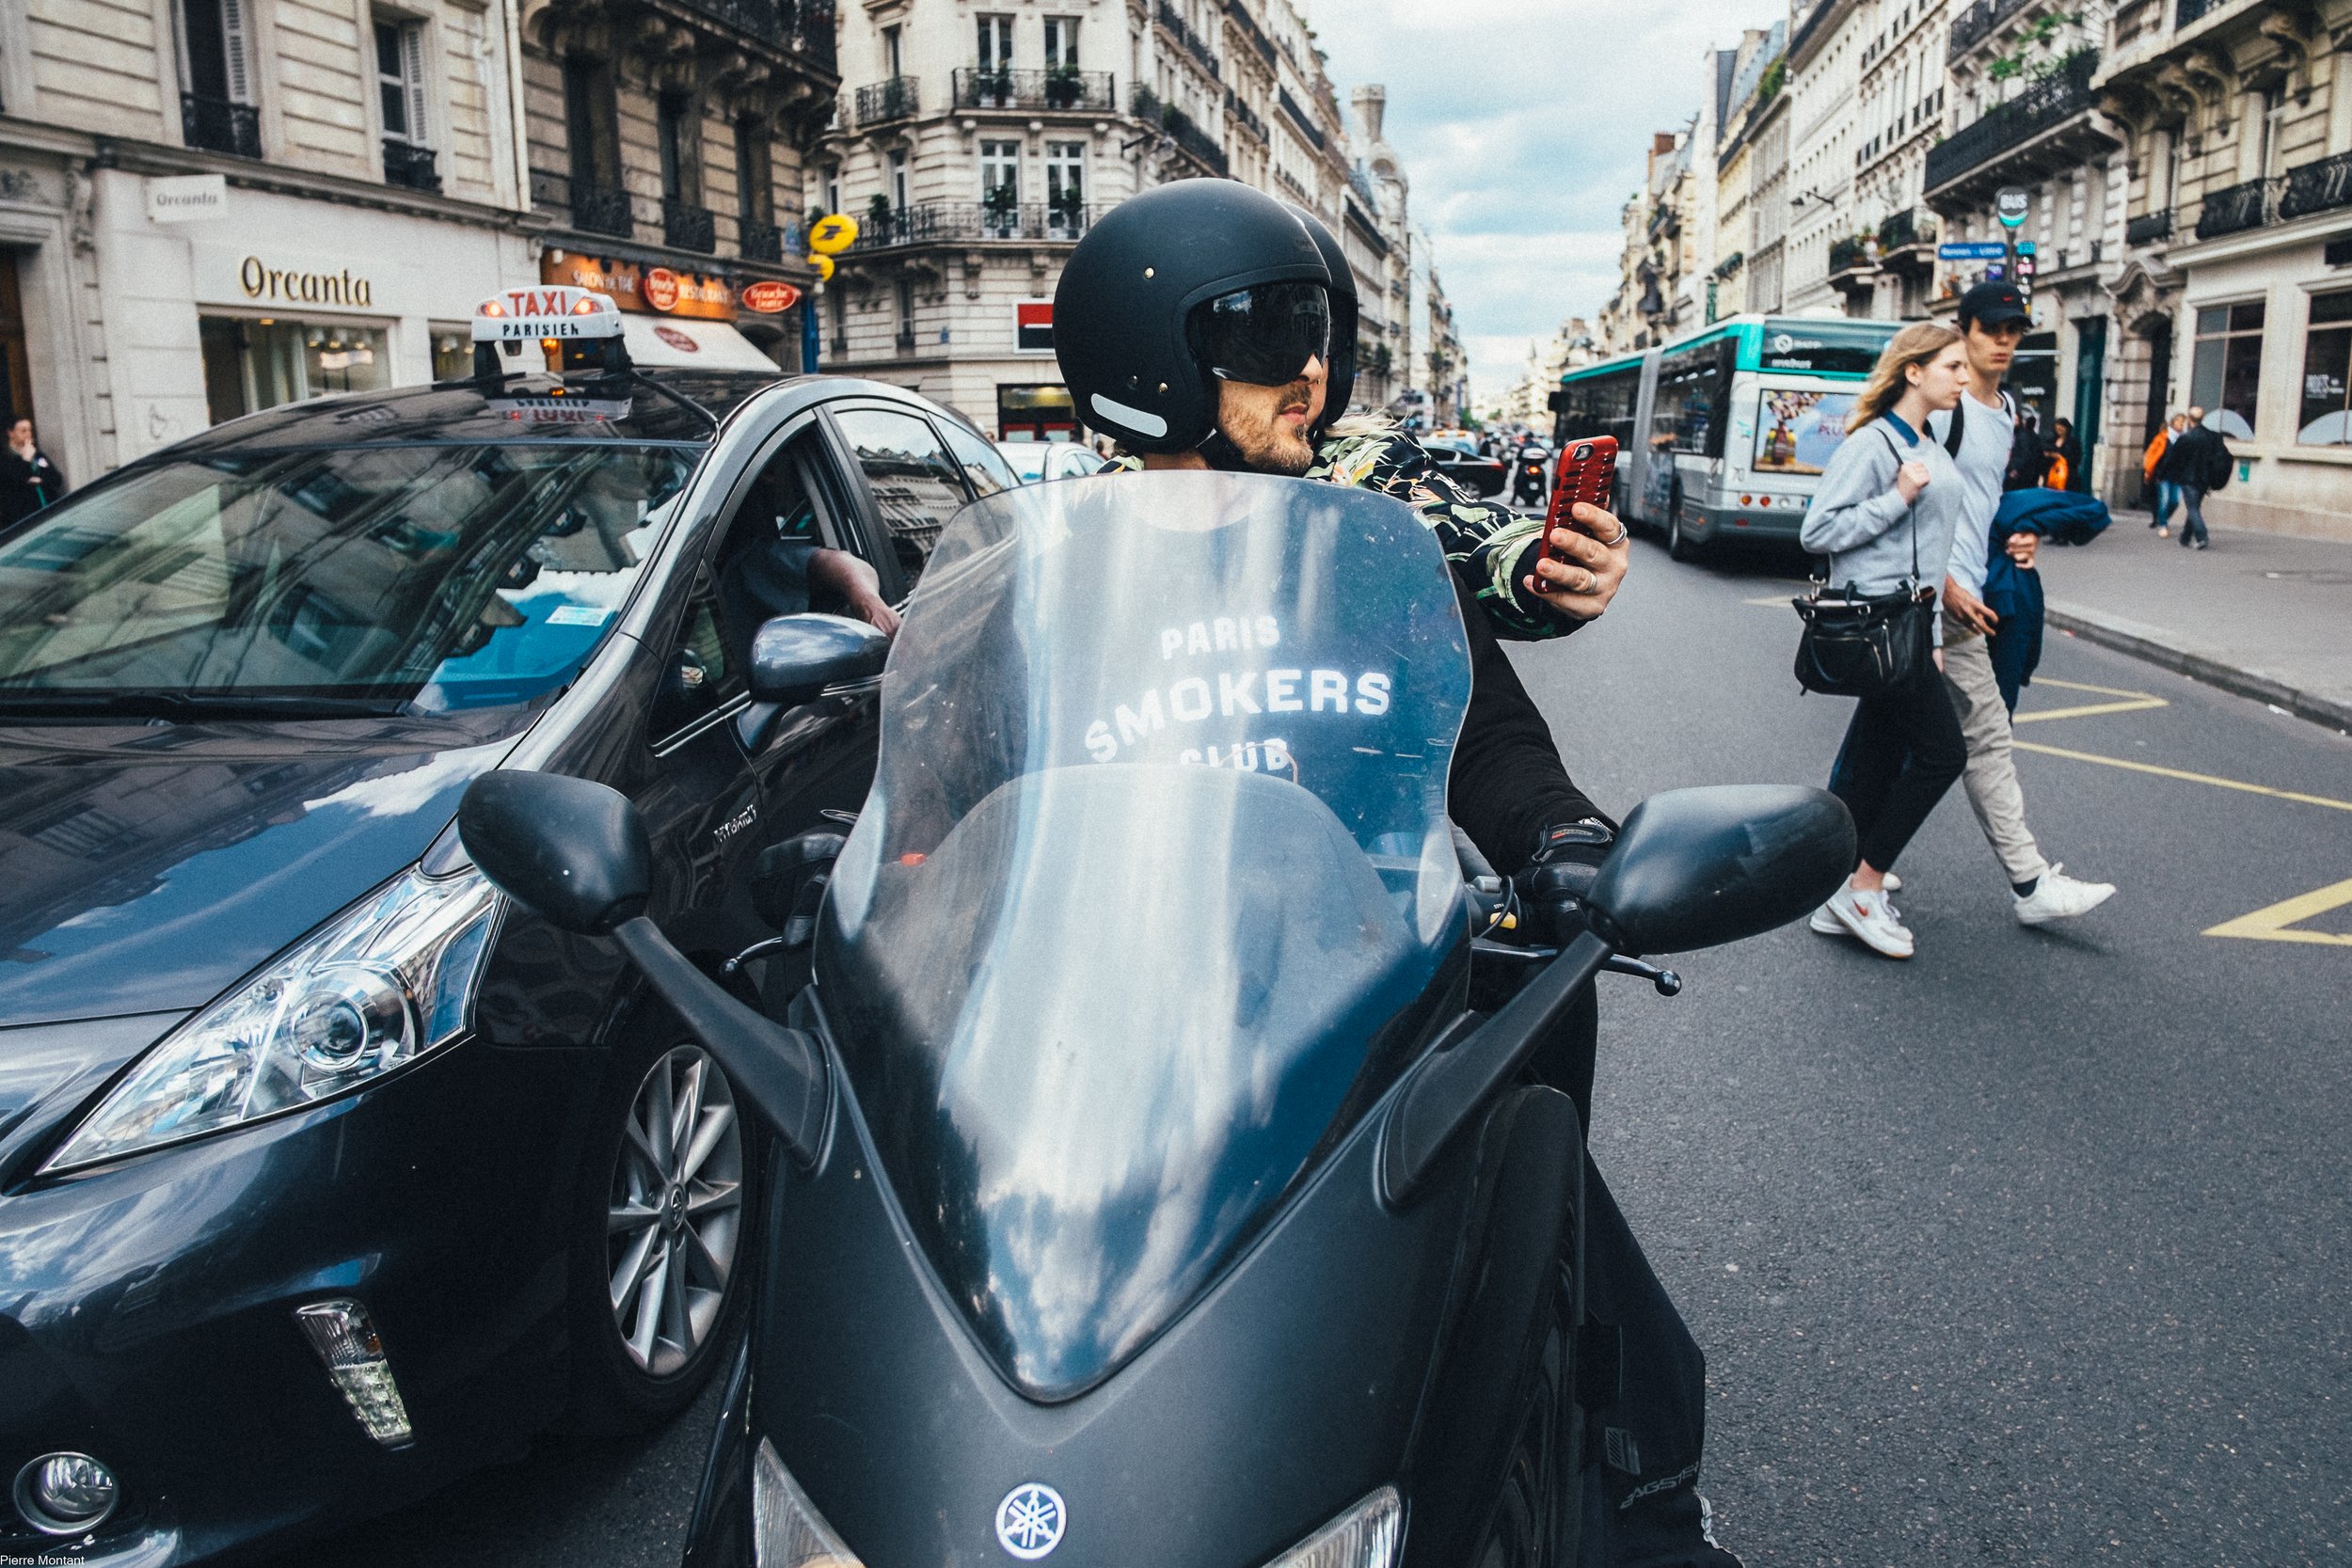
top-left (43, 867), bottom-right (500, 1173)
top-left (1262, 1487), bottom-right (1402, 1568)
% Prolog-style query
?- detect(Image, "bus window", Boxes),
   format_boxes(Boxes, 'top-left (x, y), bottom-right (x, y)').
top-left (1756, 320), bottom-right (1895, 376)
top-left (1550, 362), bottom-right (1641, 448)
top-left (1653, 338), bottom-right (1736, 458)
top-left (1754, 388), bottom-right (1860, 475)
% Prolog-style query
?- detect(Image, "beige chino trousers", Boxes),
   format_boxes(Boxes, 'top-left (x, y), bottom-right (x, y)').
top-left (1940, 618), bottom-right (2050, 887)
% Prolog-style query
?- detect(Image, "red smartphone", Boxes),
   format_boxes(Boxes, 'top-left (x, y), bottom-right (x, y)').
top-left (1544, 436), bottom-right (1618, 564)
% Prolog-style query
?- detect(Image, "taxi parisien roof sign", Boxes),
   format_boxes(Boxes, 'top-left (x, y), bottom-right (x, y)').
top-left (473, 286), bottom-right (624, 342)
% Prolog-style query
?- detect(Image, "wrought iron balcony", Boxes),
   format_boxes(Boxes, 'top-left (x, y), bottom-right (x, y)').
top-left (2125, 208), bottom-right (2173, 245)
top-left (664, 201), bottom-right (716, 252)
top-left (381, 139), bottom-right (439, 193)
top-left (2174, 0), bottom-right (2231, 25)
top-left (1278, 86), bottom-right (1325, 150)
top-left (1923, 51), bottom-right (2100, 193)
top-left (855, 75), bottom-right (918, 126)
top-left (1130, 87), bottom-right (1230, 178)
top-left (182, 92), bottom-right (260, 159)
top-left (2195, 177), bottom-right (2276, 239)
top-left (674, 0), bottom-right (837, 71)
top-left (1876, 206), bottom-right (1934, 252)
top-left (1828, 234), bottom-right (1877, 288)
top-left (570, 182), bottom-right (635, 238)
top-left (951, 67), bottom-right (1116, 113)
top-left (2280, 151), bottom-right (2352, 222)
top-left (1222, 0), bottom-right (1278, 67)
top-left (895, 326), bottom-right (916, 355)
top-left (740, 218), bottom-right (784, 261)
top-left (845, 200), bottom-right (1104, 252)
top-left (1156, 1), bottom-right (1221, 80)
top-left (1225, 88), bottom-right (1266, 143)
top-left (1947, 0), bottom-right (2033, 59)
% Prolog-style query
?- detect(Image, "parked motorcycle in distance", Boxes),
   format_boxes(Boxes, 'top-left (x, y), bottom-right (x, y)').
top-left (457, 473), bottom-right (1852, 1568)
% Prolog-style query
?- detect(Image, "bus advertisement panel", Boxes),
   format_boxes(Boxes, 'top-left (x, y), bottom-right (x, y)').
top-left (1754, 388), bottom-right (1860, 476)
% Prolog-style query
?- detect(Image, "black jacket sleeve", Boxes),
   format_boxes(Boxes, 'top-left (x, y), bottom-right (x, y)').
top-left (1444, 570), bottom-right (1605, 875)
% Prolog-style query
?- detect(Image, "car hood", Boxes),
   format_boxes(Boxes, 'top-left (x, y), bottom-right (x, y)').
top-left (0, 717), bottom-right (521, 1027)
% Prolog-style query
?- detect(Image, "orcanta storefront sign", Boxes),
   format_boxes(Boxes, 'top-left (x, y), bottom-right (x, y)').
top-left (540, 250), bottom-right (739, 322)
top-left (239, 256), bottom-right (375, 308)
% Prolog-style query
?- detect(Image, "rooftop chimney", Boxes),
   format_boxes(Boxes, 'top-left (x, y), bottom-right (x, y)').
top-left (1353, 84), bottom-right (1387, 144)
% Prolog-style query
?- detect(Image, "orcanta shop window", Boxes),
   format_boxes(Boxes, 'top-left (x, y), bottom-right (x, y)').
top-left (2190, 300), bottom-right (2263, 440)
top-left (2296, 290), bottom-right (2352, 446)
top-left (198, 318), bottom-right (390, 424)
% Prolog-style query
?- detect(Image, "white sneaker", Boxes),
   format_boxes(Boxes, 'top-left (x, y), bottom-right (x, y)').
top-left (1882, 871), bottom-right (1902, 893)
top-left (1808, 902), bottom-right (1848, 937)
top-left (2013, 863), bottom-right (2115, 926)
top-left (1827, 880), bottom-right (1915, 958)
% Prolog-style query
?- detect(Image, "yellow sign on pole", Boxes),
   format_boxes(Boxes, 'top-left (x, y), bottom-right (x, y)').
top-left (809, 253), bottom-right (836, 283)
top-left (808, 214), bottom-right (859, 255)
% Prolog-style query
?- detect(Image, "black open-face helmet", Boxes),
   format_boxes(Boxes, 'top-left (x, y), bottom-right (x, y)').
top-left (1055, 181), bottom-right (1333, 453)
top-left (1284, 204), bottom-right (1359, 436)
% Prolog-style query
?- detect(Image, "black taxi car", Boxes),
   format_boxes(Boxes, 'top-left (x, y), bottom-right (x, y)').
top-left (0, 289), bottom-right (1014, 1562)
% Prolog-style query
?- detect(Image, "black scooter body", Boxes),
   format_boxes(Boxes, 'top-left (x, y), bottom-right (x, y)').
top-left (681, 986), bottom-right (1584, 1567)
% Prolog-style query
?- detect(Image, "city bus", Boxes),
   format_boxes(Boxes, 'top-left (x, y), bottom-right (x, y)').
top-left (1554, 314), bottom-right (1902, 560)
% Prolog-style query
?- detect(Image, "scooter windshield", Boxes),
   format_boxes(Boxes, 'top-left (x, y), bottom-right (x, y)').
top-left (816, 471), bottom-right (1472, 1402)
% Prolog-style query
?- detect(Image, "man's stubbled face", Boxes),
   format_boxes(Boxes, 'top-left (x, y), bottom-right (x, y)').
top-left (1215, 356), bottom-right (1327, 475)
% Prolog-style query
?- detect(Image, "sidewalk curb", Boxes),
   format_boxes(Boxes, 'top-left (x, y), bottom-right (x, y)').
top-left (2043, 600), bottom-right (2352, 736)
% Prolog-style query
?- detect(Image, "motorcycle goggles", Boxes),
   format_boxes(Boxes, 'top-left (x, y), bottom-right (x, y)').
top-left (1186, 281), bottom-right (1332, 388)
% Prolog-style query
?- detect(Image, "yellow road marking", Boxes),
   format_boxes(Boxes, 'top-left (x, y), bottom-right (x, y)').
top-left (2013, 677), bottom-right (2169, 724)
top-left (2204, 879), bottom-right (2352, 946)
top-left (2012, 740), bottom-right (2352, 814)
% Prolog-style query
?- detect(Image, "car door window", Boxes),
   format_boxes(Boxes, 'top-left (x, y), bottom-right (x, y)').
top-left (710, 433), bottom-right (859, 672)
top-left (650, 566), bottom-right (744, 749)
top-left (938, 419), bottom-right (1022, 499)
top-left (832, 406), bottom-right (970, 591)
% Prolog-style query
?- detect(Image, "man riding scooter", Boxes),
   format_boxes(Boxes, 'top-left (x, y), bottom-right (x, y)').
top-left (1057, 180), bottom-right (1740, 1567)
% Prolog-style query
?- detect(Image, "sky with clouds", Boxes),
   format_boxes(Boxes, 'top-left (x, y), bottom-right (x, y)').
top-left (1306, 0), bottom-right (1784, 403)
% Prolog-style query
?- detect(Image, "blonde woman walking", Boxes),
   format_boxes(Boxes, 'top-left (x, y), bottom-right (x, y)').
top-left (1799, 323), bottom-right (1974, 958)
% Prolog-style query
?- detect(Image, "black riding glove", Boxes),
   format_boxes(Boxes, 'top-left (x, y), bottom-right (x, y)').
top-left (1511, 817), bottom-right (1615, 946)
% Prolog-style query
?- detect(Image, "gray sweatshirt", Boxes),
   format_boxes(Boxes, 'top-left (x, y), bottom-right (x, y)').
top-left (1799, 412), bottom-right (1965, 612)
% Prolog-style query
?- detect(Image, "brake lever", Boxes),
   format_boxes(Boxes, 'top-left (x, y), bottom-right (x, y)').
top-left (1600, 954), bottom-right (1682, 996)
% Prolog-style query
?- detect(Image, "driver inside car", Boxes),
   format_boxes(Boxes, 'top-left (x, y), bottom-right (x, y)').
top-left (1057, 181), bottom-right (1742, 1568)
top-left (716, 456), bottom-right (901, 669)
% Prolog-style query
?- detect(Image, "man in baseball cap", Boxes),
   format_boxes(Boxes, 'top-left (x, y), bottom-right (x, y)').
top-left (1915, 278), bottom-right (2118, 930)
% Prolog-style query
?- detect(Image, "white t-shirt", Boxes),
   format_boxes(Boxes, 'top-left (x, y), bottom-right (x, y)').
top-left (1925, 390), bottom-right (2013, 597)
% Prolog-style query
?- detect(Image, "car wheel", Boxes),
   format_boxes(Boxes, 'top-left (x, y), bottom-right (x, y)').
top-left (1472, 1263), bottom-right (1577, 1568)
top-left (564, 1038), bottom-right (754, 1433)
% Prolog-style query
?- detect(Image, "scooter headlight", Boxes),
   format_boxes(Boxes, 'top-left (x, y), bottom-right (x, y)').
top-left (1262, 1486), bottom-right (1402, 1568)
top-left (43, 867), bottom-right (499, 1173)
top-left (754, 1438), bottom-right (865, 1568)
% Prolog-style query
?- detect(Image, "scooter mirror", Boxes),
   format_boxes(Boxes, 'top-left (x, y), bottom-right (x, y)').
top-left (749, 612), bottom-right (891, 707)
top-left (457, 772), bottom-right (651, 936)
top-left (1585, 784), bottom-right (1855, 956)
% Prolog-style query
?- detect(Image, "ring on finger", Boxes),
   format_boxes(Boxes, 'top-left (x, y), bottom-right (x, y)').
top-left (1598, 520), bottom-right (1629, 546)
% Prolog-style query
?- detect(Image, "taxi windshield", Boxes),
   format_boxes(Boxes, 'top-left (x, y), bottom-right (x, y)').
top-left (0, 442), bottom-right (696, 712)
top-left (817, 471), bottom-right (1471, 1401)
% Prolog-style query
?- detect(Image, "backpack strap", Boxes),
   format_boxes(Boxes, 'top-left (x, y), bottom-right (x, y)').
top-left (1944, 398), bottom-right (1965, 460)
top-left (1872, 421), bottom-right (1922, 586)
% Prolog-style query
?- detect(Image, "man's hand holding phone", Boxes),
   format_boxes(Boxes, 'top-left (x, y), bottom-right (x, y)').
top-left (1528, 508), bottom-right (1629, 622)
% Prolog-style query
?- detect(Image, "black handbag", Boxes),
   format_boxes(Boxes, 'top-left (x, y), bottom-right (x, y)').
top-left (1792, 427), bottom-right (1935, 699)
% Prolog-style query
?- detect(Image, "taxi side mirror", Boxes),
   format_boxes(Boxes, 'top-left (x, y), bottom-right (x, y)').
top-left (750, 613), bottom-right (890, 707)
top-left (459, 772), bottom-right (649, 936)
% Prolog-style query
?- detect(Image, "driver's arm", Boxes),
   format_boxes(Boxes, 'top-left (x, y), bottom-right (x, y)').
top-left (807, 546), bottom-right (901, 637)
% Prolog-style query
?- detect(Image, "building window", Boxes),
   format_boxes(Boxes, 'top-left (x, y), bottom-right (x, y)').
top-left (660, 97), bottom-right (703, 209)
top-left (888, 148), bottom-right (909, 212)
top-left (823, 168), bottom-right (840, 217)
top-left (980, 138), bottom-right (1020, 234)
top-left (374, 17), bottom-right (437, 191)
top-left (1043, 16), bottom-right (1079, 68)
top-left (179, 0), bottom-right (258, 156)
top-left (977, 13), bottom-right (1012, 70)
top-left (2190, 301), bottom-right (2264, 440)
top-left (564, 56), bottom-right (626, 233)
top-left (895, 277), bottom-right (916, 354)
top-left (432, 327), bottom-right (470, 382)
top-left (1046, 140), bottom-right (1085, 231)
top-left (198, 317), bottom-right (390, 424)
top-left (2296, 291), bottom-right (2352, 445)
top-left (736, 119), bottom-right (773, 226)
top-left (2257, 87), bottom-right (2286, 180)
top-left (882, 24), bottom-right (903, 78)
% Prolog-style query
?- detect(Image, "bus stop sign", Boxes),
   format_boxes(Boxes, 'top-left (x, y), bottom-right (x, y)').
top-left (1997, 188), bottom-right (2031, 229)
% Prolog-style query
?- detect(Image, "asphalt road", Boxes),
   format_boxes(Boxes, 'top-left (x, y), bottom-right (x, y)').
top-left (271, 531), bottom-right (2352, 1567)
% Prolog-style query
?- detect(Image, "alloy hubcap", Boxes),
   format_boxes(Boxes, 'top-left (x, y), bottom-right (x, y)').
top-left (607, 1044), bottom-right (743, 1377)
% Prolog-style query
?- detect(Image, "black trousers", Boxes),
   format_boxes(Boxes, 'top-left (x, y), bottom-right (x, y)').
top-left (1826, 655), bottom-right (1967, 873)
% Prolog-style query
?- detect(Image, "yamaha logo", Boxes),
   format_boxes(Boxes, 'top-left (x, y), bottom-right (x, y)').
top-left (994, 1483), bottom-right (1066, 1560)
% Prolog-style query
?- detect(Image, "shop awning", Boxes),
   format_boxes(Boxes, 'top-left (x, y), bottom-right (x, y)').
top-left (618, 315), bottom-right (783, 372)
